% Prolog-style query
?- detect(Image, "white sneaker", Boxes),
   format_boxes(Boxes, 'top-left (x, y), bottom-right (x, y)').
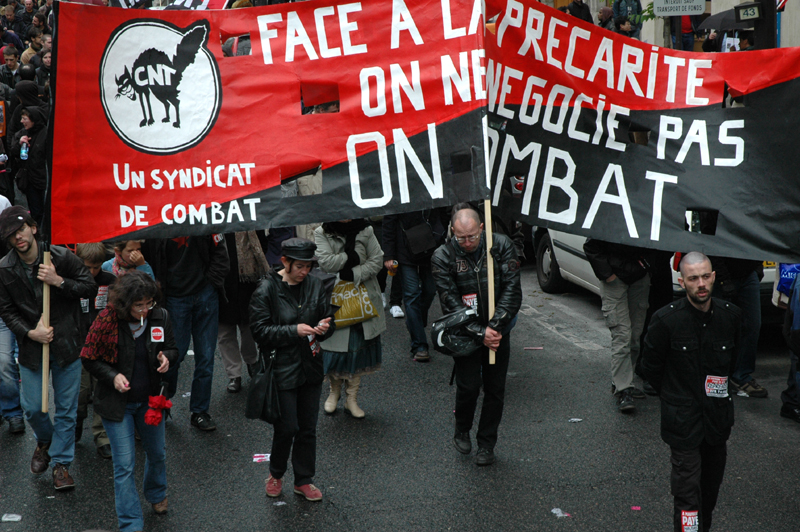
top-left (390, 305), bottom-right (405, 318)
top-left (382, 293), bottom-right (388, 309)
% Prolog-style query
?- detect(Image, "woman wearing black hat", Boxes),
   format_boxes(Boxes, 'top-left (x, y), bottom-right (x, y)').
top-left (249, 238), bottom-right (337, 502)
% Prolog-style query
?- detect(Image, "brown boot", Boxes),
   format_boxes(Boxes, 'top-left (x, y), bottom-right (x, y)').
top-left (344, 376), bottom-right (365, 419)
top-left (324, 377), bottom-right (343, 414)
top-left (31, 442), bottom-right (51, 475)
top-left (52, 463), bottom-right (75, 490)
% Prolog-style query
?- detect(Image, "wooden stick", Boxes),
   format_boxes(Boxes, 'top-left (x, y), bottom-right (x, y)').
top-left (41, 251), bottom-right (51, 413)
top-left (484, 199), bottom-right (496, 365)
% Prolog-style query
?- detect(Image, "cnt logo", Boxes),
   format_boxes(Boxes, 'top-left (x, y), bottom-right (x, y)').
top-left (99, 18), bottom-right (222, 155)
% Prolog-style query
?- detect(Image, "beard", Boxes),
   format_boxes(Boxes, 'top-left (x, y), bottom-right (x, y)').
top-left (687, 286), bottom-right (713, 306)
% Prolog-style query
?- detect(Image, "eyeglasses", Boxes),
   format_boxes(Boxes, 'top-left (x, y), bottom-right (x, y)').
top-left (454, 234), bottom-right (481, 244)
top-left (132, 300), bottom-right (155, 312)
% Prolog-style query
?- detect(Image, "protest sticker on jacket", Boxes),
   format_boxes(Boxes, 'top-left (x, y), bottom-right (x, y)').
top-left (51, 0), bottom-right (488, 244)
top-left (484, 0), bottom-right (800, 262)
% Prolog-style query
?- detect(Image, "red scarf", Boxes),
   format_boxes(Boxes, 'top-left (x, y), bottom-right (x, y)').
top-left (111, 252), bottom-right (136, 277)
top-left (80, 307), bottom-right (119, 364)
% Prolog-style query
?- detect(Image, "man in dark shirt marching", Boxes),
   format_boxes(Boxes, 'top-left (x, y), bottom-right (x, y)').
top-left (144, 236), bottom-right (229, 431)
top-left (642, 252), bottom-right (741, 532)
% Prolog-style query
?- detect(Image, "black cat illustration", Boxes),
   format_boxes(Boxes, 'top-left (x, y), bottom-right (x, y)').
top-left (115, 20), bottom-right (209, 128)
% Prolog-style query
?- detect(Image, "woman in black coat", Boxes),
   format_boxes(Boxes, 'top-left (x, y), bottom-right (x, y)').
top-left (81, 271), bottom-right (178, 532)
top-left (10, 105), bottom-right (48, 225)
top-left (249, 238), bottom-right (336, 502)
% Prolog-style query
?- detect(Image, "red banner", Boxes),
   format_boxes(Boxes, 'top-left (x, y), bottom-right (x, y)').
top-left (51, 0), bottom-right (487, 244)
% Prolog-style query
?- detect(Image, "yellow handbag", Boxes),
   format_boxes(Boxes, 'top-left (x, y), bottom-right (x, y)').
top-left (331, 280), bottom-right (379, 327)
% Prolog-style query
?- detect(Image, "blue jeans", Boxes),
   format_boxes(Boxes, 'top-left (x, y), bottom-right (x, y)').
top-left (399, 263), bottom-right (437, 354)
top-left (19, 357), bottom-right (81, 466)
top-left (165, 283), bottom-right (219, 413)
top-left (673, 33), bottom-right (695, 52)
top-left (716, 271), bottom-right (761, 384)
top-left (103, 402), bottom-right (167, 532)
top-left (0, 319), bottom-right (22, 420)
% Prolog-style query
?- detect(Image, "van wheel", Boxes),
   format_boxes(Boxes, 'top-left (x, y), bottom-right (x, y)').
top-left (536, 234), bottom-right (568, 293)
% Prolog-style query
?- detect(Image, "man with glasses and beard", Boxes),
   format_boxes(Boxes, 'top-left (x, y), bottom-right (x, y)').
top-left (641, 252), bottom-right (741, 532)
top-left (431, 205), bottom-right (521, 466)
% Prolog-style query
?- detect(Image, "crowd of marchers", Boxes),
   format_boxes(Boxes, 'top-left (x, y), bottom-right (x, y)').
top-left (1, 2), bottom-right (798, 532)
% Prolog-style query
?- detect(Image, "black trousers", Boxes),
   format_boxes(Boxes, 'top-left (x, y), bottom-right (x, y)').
top-left (269, 380), bottom-right (322, 486)
top-left (670, 441), bottom-right (727, 532)
top-left (780, 348), bottom-right (799, 408)
top-left (453, 334), bottom-right (511, 450)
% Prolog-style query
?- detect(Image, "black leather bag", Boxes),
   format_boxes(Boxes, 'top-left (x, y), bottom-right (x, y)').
top-left (245, 348), bottom-right (281, 424)
top-left (403, 221), bottom-right (438, 257)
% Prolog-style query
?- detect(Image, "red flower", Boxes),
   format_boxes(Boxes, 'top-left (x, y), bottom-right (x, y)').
top-left (148, 395), bottom-right (172, 409)
top-left (144, 409), bottom-right (162, 426)
top-left (145, 395), bottom-right (173, 426)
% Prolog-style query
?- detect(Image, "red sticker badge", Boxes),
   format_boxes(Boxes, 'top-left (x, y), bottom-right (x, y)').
top-left (151, 327), bottom-right (164, 342)
top-left (705, 376), bottom-right (728, 398)
top-left (462, 293), bottom-right (477, 310)
top-left (681, 510), bottom-right (699, 532)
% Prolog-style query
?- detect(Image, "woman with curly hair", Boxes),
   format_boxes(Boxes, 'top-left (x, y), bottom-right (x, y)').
top-left (81, 270), bottom-right (177, 532)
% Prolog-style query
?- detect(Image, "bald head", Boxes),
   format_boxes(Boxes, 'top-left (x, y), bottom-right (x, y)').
top-left (679, 252), bottom-right (711, 276)
top-left (451, 207), bottom-right (483, 252)
top-left (451, 207), bottom-right (481, 228)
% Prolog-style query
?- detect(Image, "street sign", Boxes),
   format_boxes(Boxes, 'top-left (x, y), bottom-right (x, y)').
top-left (653, 0), bottom-right (705, 16)
top-left (736, 1), bottom-right (763, 21)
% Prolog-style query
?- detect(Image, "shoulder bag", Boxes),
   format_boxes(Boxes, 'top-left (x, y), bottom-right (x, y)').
top-left (245, 348), bottom-right (281, 424)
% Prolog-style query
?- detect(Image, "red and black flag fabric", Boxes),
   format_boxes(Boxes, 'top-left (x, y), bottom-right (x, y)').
top-left (484, 0), bottom-right (800, 262)
top-left (51, 0), bottom-right (800, 261)
top-left (51, 0), bottom-right (487, 244)
top-left (109, 0), bottom-right (230, 9)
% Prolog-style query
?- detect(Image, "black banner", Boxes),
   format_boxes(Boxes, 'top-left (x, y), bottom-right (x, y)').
top-left (486, 0), bottom-right (800, 262)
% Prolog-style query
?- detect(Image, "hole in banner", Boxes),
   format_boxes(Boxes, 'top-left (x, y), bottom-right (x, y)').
top-left (301, 82), bottom-right (340, 114)
top-left (221, 33), bottom-right (252, 57)
top-left (722, 82), bottom-right (747, 109)
top-left (451, 151), bottom-right (472, 174)
top-left (685, 209), bottom-right (718, 235)
top-left (628, 126), bottom-right (650, 146)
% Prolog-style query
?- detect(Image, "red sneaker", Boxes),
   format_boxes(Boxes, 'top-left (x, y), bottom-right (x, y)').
top-left (265, 475), bottom-right (282, 498)
top-left (293, 483), bottom-right (322, 501)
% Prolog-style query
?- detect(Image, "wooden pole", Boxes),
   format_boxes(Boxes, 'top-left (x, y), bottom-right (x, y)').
top-left (41, 251), bottom-right (51, 413)
top-left (484, 199), bottom-right (496, 365)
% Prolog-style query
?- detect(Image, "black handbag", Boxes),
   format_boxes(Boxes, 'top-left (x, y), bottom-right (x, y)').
top-left (403, 221), bottom-right (438, 257)
top-left (245, 348), bottom-right (281, 424)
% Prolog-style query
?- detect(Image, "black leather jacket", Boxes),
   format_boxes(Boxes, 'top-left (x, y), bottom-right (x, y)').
top-left (0, 245), bottom-right (96, 370)
top-left (249, 270), bottom-right (337, 390)
top-left (641, 297), bottom-right (741, 450)
top-left (431, 233), bottom-right (522, 335)
top-left (584, 238), bottom-right (654, 285)
top-left (82, 308), bottom-right (178, 422)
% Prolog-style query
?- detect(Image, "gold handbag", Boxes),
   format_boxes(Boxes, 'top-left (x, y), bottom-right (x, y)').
top-left (331, 280), bottom-right (378, 327)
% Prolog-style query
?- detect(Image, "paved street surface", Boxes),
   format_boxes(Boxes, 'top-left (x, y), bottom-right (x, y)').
top-left (1, 264), bottom-right (797, 531)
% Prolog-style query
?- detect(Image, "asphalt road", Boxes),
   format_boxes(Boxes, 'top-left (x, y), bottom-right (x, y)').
top-left (0, 264), bottom-right (798, 531)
